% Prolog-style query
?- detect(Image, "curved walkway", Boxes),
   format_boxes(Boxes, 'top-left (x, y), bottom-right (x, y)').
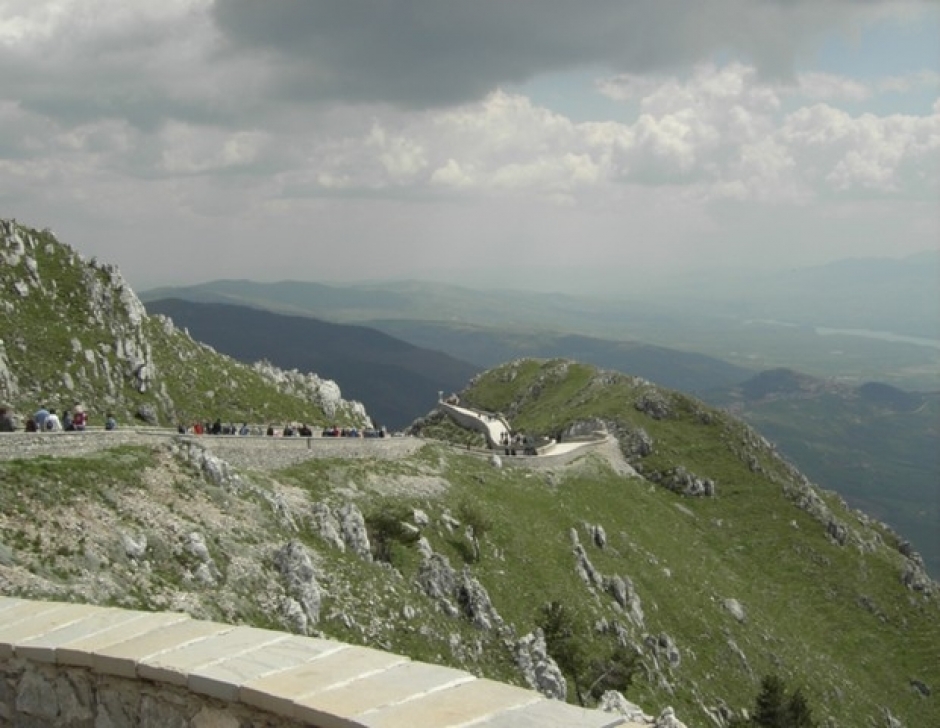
top-left (0, 596), bottom-right (635, 727)
top-left (437, 400), bottom-right (605, 459)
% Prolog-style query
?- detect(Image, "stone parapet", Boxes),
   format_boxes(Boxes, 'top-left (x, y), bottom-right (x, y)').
top-left (0, 596), bottom-right (633, 727)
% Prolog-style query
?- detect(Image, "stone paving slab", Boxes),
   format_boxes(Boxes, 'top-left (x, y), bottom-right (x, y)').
top-left (14, 606), bottom-right (153, 663)
top-left (189, 634), bottom-right (347, 702)
top-left (466, 697), bottom-right (629, 727)
top-left (240, 646), bottom-right (407, 717)
top-left (93, 617), bottom-right (233, 678)
top-left (56, 611), bottom-right (192, 668)
top-left (0, 599), bottom-right (641, 727)
top-left (293, 661), bottom-right (475, 728)
top-left (138, 626), bottom-right (289, 686)
top-left (0, 596), bottom-right (28, 614)
top-left (0, 602), bottom-right (103, 660)
top-left (354, 678), bottom-right (543, 728)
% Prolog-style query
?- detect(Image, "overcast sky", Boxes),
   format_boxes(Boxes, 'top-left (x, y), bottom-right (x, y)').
top-left (1, 1), bottom-right (938, 293)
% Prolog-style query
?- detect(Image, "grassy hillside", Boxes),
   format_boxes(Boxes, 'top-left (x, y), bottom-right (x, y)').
top-left (708, 372), bottom-right (940, 578)
top-left (1, 360), bottom-right (936, 728)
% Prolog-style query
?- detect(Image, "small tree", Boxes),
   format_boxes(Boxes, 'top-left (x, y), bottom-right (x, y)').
top-left (457, 501), bottom-right (492, 562)
top-left (365, 506), bottom-right (420, 565)
top-left (537, 601), bottom-right (638, 707)
top-left (732, 674), bottom-right (817, 728)
top-left (585, 643), bottom-right (640, 700)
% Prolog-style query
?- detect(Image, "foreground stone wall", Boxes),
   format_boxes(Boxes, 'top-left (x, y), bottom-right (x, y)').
top-left (2, 658), bottom-right (306, 728)
top-left (0, 597), bottom-right (632, 728)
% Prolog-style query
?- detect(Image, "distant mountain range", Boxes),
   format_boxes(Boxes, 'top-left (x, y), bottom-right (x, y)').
top-left (140, 260), bottom-right (940, 392)
top-left (144, 299), bottom-right (480, 430)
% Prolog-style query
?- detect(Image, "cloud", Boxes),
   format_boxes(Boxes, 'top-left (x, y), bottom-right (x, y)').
top-left (0, 1), bottom-right (936, 289)
top-left (794, 72), bottom-right (871, 102)
top-left (210, 0), bottom-right (893, 108)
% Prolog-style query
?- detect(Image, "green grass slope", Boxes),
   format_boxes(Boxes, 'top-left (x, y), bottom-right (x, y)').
top-left (4, 359), bottom-right (935, 727)
top-left (707, 370), bottom-right (940, 579)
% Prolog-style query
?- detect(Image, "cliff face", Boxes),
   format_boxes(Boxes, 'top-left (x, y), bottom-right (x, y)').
top-left (0, 219), bottom-right (368, 428)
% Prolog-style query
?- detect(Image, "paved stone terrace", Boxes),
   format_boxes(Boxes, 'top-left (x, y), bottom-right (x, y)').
top-left (0, 596), bottom-right (636, 727)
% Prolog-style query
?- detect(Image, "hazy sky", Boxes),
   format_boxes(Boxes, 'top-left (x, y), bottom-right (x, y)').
top-left (1, 1), bottom-right (938, 292)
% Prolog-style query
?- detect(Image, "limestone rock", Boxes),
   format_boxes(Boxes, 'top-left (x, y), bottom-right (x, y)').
top-left (646, 633), bottom-right (681, 668)
top-left (724, 598), bottom-right (747, 623)
top-left (515, 629), bottom-right (567, 700)
top-left (650, 465), bottom-right (716, 497)
top-left (635, 390), bottom-right (672, 420)
top-left (605, 575), bottom-right (645, 628)
top-left (457, 568), bottom-right (504, 631)
top-left (310, 502), bottom-right (345, 551)
top-left (337, 502), bottom-right (371, 560)
top-left (654, 706), bottom-right (688, 728)
top-left (599, 690), bottom-right (654, 723)
top-left (273, 540), bottom-right (321, 629)
top-left (121, 532), bottom-right (148, 560)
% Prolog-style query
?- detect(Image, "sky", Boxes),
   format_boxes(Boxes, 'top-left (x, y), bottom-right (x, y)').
top-left (1, 0), bottom-right (938, 293)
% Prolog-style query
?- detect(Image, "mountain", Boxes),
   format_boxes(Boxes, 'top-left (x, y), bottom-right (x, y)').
top-left (140, 274), bottom-right (940, 393)
top-left (3, 219), bottom-right (939, 725)
top-left (139, 279), bottom-right (938, 577)
top-left (0, 220), bottom-right (368, 429)
top-left (1, 359), bottom-right (937, 727)
top-left (141, 282), bottom-right (756, 395)
top-left (144, 299), bottom-right (480, 430)
top-left (366, 320), bottom-right (753, 395)
top-left (707, 368), bottom-right (940, 578)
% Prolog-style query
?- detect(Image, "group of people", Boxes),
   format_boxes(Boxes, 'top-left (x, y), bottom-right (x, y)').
top-left (0, 403), bottom-right (116, 433)
top-left (179, 419), bottom-right (250, 436)
top-left (177, 420), bottom-right (386, 438)
top-left (498, 430), bottom-right (538, 456)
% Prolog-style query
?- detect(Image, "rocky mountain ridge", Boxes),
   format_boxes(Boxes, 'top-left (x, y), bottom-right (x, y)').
top-left (0, 219), bottom-right (368, 429)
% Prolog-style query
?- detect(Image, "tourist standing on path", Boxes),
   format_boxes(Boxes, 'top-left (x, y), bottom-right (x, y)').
top-left (45, 408), bottom-right (62, 431)
top-left (72, 405), bottom-right (87, 431)
top-left (33, 405), bottom-right (49, 430)
top-left (0, 404), bottom-right (16, 432)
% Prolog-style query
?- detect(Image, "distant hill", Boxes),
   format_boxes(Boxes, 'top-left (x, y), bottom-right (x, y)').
top-left (140, 271), bottom-right (940, 392)
top-left (366, 319), bottom-right (753, 395)
top-left (144, 299), bottom-right (480, 430)
top-left (707, 369), bottom-right (940, 577)
top-left (140, 283), bottom-right (755, 395)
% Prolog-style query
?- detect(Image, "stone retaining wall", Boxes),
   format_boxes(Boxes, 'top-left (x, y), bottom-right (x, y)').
top-left (0, 597), bottom-right (633, 728)
top-left (0, 430), bottom-right (425, 471)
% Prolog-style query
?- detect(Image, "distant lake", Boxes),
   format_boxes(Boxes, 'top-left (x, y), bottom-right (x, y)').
top-left (745, 319), bottom-right (940, 350)
top-left (815, 326), bottom-right (940, 350)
